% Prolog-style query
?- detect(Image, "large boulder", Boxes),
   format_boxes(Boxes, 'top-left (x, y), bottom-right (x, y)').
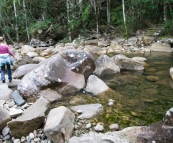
top-left (94, 55), bottom-right (120, 76)
top-left (112, 54), bottom-right (144, 71)
top-left (151, 42), bottom-right (172, 52)
top-left (0, 107), bottom-right (11, 131)
top-left (127, 37), bottom-right (137, 45)
top-left (8, 97), bottom-right (50, 138)
top-left (21, 45), bottom-right (36, 55)
top-left (44, 106), bottom-right (75, 143)
top-left (85, 75), bottom-right (109, 95)
top-left (70, 104), bottom-right (103, 119)
top-left (17, 49), bottom-right (95, 97)
top-left (12, 64), bottom-right (38, 79)
top-left (143, 36), bottom-right (155, 45)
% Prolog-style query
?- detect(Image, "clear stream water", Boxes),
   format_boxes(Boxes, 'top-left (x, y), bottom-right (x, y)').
top-left (56, 52), bottom-right (173, 132)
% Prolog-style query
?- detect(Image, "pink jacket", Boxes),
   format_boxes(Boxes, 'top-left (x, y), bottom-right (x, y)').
top-left (0, 44), bottom-right (14, 56)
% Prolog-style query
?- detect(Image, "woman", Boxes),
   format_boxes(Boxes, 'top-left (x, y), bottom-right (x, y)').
top-left (0, 36), bottom-right (16, 83)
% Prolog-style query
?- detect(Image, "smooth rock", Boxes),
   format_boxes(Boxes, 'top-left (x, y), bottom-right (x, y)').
top-left (71, 104), bottom-right (103, 119)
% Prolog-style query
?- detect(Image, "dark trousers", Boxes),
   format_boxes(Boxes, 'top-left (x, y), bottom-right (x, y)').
top-left (1, 64), bottom-right (12, 81)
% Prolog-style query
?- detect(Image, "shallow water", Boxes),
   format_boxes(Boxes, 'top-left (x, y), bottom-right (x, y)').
top-left (56, 52), bottom-right (173, 131)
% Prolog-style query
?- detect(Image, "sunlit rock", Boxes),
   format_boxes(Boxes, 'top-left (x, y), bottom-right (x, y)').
top-left (151, 42), bottom-right (172, 52)
top-left (44, 106), bottom-right (75, 143)
top-left (112, 54), bottom-right (144, 71)
top-left (0, 84), bottom-right (13, 101)
top-left (94, 55), bottom-right (120, 76)
top-left (8, 97), bottom-right (50, 138)
top-left (21, 45), bottom-right (36, 55)
top-left (70, 104), bottom-right (103, 119)
top-left (12, 64), bottom-right (38, 79)
top-left (85, 75), bottom-right (109, 95)
top-left (26, 52), bottom-right (38, 58)
top-left (38, 88), bottom-right (62, 103)
top-left (17, 49), bottom-right (95, 97)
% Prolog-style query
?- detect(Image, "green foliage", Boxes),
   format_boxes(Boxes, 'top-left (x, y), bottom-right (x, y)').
top-left (1, 0), bottom-right (173, 42)
top-left (164, 20), bottom-right (173, 36)
top-left (82, 5), bottom-right (91, 21)
top-left (29, 19), bottom-right (52, 34)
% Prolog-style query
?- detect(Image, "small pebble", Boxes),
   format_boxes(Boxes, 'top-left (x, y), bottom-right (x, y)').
top-left (76, 109), bottom-right (83, 114)
top-left (14, 139), bottom-right (20, 143)
top-left (34, 137), bottom-right (40, 142)
top-left (21, 136), bottom-right (26, 142)
top-left (85, 123), bottom-right (91, 129)
top-left (108, 102), bottom-right (114, 106)
top-left (94, 124), bottom-right (104, 132)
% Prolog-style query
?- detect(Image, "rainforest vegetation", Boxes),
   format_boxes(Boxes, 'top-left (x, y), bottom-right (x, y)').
top-left (0, 0), bottom-right (173, 43)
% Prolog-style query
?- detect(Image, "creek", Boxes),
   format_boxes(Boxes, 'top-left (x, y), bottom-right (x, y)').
top-left (55, 52), bottom-right (173, 132)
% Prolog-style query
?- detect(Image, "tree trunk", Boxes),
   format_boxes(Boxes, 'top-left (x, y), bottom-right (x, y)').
top-left (13, 0), bottom-right (19, 43)
top-left (23, 0), bottom-right (30, 42)
top-left (122, 0), bottom-right (127, 37)
top-left (107, 0), bottom-right (111, 24)
top-left (66, 0), bottom-right (72, 42)
top-left (164, 1), bottom-right (167, 22)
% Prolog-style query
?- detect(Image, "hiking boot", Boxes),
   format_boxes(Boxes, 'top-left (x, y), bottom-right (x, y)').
top-left (2, 80), bottom-right (5, 83)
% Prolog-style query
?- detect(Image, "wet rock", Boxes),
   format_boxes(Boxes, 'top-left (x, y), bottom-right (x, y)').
top-left (44, 106), bottom-right (75, 143)
top-left (70, 104), bottom-right (103, 119)
top-left (146, 76), bottom-right (159, 82)
top-left (8, 97), bottom-right (50, 138)
top-left (85, 75), bottom-right (109, 95)
top-left (94, 55), bottom-right (120, 76)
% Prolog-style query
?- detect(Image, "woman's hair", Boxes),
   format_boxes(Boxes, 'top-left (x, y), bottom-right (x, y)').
top-left (0, 37), bottom-right (4, 42)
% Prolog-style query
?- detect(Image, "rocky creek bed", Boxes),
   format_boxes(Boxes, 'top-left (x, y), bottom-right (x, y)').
top-left (0, 36), bottom-right (173, 143)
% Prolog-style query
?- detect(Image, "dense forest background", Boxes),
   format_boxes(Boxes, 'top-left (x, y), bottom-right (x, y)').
top-left (0, 0), bottom-right (173, 44)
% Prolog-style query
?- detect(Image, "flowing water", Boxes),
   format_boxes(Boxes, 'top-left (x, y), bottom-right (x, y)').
top-left (56, 52), bottom-right (173, 131)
